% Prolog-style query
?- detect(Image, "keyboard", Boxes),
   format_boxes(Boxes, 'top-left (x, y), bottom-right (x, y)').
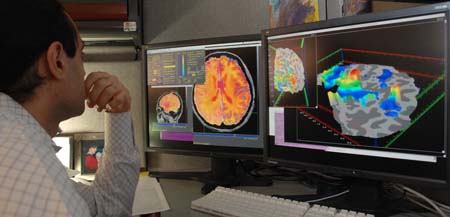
top-left (191, 186), bottom-right (374, 217)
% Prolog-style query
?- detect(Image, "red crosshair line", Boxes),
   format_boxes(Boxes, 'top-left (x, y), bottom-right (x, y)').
top-left (299, 108), bottom-right (361, 146)
top-left (317, 104), bottom-right (333, 114)
top-left (341, 48), bottom-right (445, 62)
top-left (343, 60), bottom-right (441, 79)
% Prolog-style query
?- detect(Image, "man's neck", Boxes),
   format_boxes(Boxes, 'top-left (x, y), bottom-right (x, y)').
top-left (21, 96), bottom-right (61, 137)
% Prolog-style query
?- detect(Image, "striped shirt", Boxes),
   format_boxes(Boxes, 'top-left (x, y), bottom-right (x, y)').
top-left (0, 93), bottom-right (140, 217)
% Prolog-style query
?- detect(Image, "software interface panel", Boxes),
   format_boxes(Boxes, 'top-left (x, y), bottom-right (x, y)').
top-left (147, 48), bottom-right (206, 86)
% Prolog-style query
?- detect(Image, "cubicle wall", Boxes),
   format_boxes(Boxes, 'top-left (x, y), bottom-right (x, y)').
top-left (142, 0), bottom-right (332, 45)
top-left (142, 0), bottom-right (270, 44)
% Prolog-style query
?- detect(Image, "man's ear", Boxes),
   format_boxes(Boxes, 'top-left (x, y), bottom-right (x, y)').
top-left (42, 41), bottom-right (67, 80)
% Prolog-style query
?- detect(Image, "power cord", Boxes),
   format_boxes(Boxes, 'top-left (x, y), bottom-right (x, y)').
top-left (388, 183), bottom-right (450, 217)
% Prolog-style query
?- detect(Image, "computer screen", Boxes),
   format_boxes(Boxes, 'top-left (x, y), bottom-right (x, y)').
top-left (146, 35), bottom-right (264, 158)
top-left (263, 4), bottom-right (450, 187)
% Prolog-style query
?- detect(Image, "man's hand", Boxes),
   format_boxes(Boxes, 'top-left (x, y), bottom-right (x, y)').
top-left (85, 71), bottom-right (131, 113)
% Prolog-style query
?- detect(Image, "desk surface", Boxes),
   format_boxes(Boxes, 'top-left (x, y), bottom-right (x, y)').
top-left (158, 178), bottom-right (316, 217)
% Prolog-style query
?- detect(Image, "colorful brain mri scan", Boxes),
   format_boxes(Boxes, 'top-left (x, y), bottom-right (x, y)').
top-left (193, 52), bottom-right (255, 132)
top-left (274, 48), bottom-right (306, 94)
top-left (156, 91), bottom-right (183, 124)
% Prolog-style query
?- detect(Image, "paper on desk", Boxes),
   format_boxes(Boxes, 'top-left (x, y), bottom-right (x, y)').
top-left (132, 176), bottom-right (170, 215)
top-left (66, 168), bottom-right (81, 178)
top-left (75, 174), bottom-right (96, 181)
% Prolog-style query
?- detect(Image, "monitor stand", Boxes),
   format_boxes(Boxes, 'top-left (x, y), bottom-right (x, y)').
top-left (199, 158), bottom-right (273, 194)
top-left (150, 157), bottom-right (273, 194)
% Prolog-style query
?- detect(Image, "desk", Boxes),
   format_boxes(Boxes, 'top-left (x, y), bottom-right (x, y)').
top-left (158, 179), bottom-right (315, 217)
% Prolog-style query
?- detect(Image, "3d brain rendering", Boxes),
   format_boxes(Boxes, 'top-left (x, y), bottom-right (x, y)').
top-left (318, 64), bottom-right (420, 138)
top-left (273, 48), bottom-right (306, 94)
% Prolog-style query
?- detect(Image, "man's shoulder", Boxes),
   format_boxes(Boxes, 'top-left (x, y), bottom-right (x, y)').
top-left (0, 116), bottom-right (50, 166)
top-left (0, 119), bottom-right (39, 163)
top-left (0, 116), bottom-right (35, 144)
top-left (0, 113), bottom-right (77, 217)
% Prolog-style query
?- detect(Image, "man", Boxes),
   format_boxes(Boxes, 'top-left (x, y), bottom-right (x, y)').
top-left (0, 1), bottom-right (140, 216)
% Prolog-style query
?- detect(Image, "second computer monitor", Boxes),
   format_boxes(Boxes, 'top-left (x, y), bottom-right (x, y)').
top-left (263, 3), bottom-right (450, 187)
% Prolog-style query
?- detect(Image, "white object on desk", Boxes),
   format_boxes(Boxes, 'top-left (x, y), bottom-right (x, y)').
top-left (72, 175), bottom-right (170, 215)
top-left (132, 176), bottom-right (170, 216)
top-left (75, 173), bottom-right (96, 181)
top-left (192, 186), bottom-right (373, 217)
top-left (67, 168), bottom-right (81, 177)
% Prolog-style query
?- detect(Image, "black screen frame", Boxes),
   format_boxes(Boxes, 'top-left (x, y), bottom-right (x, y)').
top-left (145, 34), bottom-right (265, 160)
top-left (262, 3), bottom-right (450, 188)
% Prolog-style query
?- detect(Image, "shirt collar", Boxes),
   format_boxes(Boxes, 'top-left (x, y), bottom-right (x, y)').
top-left (0, 92), bottom-right (60, 152)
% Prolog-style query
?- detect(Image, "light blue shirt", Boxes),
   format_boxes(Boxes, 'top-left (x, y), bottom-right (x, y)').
top-left (0, 93), bottom-right (140, 217)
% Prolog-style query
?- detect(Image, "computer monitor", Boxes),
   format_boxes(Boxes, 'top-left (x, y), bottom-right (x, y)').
top-left (52, 136), bottom-right (73, 169)
top-left (262, 1), bottom-right (450, 205)
top-left (146, 35), bottom-right (271, 191)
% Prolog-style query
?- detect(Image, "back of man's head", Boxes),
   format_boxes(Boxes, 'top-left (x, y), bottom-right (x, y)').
top-left (0, 0), bottom-right (78, 103)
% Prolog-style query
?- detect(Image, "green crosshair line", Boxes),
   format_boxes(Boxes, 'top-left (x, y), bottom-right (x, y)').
top-left (269, 45), bottom-right (277, 52)
top-left (304, 90), bottom-right (309, 107)
top-left (384, 92), bottom-right (445, 148)
top-left (384, 73), bottom-right (445, 147)
top-left (317, 48), bottom-right (342, 64)
top-left (274, 92), bottom-right (284, 106)
top-left (416, 74), bottom-right (445, 100)
top-left (300, 37), bottom-right (309, 106)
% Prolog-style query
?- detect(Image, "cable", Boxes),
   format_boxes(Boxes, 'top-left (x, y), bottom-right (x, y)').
top-left (394, 184), bottom-right (448, 217)
top-left (305, 189), bottom-right (350, 203)
top-left (406, 196), bottom-right (440, 215)
top-left (404, 191), bottom-right (450, 212)
top-left (382, 185), bottom-right (430, 216)
top-left (436, 202), bottom-right (450, 212)
top-left (301, 171), bottom-right (345, 187)
top-left (387, 184), bottom-right (448, 216)
top-left (306, 171), bottom-right (343, 181)
top-left (408, 194), bottom-right (450, 213)
top-left (399, 188), bottom-right (450, 212)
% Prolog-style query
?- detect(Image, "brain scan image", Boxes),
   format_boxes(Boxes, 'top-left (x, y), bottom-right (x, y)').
top-left (274, 48), bottom-right (306, 93)
top-left (193, 51), bottom-right (255, 132)
top-left (156, 91), bottom-right (183, 124)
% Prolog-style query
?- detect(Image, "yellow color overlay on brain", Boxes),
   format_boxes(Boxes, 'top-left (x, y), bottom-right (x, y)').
top-left (194, 55), bottom-right (252, 127)
top-left (159, 92), bottom-right (181, 113)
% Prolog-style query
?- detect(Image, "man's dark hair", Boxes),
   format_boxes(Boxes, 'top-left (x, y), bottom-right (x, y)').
top-left (0, 0), bottom-right (78, 102)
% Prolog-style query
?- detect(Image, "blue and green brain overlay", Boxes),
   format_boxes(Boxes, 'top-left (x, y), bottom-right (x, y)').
top-left (273, 48), bottom-right (305, 94)
top-left (318, 64), bottom-right (420, 138)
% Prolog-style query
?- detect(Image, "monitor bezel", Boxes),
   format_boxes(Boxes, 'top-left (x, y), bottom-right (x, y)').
top-left (145, 34), bottom-right (265, 160)
top-left (262, 3), bottom-right (450, 188)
